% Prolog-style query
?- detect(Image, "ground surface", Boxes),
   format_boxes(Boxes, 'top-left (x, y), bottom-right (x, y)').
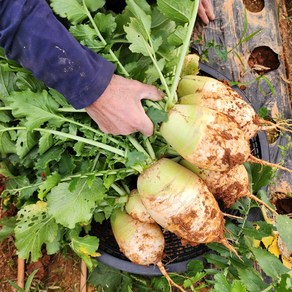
top-left (0, 1), bottom-right (291, 291)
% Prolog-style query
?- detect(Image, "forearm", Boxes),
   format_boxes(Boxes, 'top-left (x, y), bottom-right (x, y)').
top-left (0, 0), bottom-right (115, 108)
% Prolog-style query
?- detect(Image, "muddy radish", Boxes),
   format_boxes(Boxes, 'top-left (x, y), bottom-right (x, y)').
top-left (137, 158), bottom-right (236, 253)
top-left (160, 104), bottom-right (250, 172)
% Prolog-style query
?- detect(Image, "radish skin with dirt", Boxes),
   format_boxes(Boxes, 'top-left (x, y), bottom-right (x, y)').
top-left (125, 189), bottom-right (155, 223)
top-left (110, 209), bottom-right (186, 292)
top-left (181, 160), bottom-right (250, 207)
top-left (137, 158), bottom-right (235, 252)
top-left (177, 75), bottom-right (291, 139)
top-left (110, 209), bottom-right (164, 265)
top-left (180, 160), bottom-right (277, 213)
top-left (160, 104), bottom-right (251, 172)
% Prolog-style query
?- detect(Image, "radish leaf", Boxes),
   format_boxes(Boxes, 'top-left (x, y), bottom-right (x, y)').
top-left (15, 201), bottom-right (59, 261)
top-left (250, 246), bottom-right (289, 279)
top-left (50, 0), bottom-right (87, 24)
top-left (276, 215), bottom-right (292, 252)
top-left (47, 178), bottom-right (106, 228)
top-left (157, 0), bottom-right (192, 24)
top-left (69, 230), bottom-right (100, 270)
top-left (84, 0), bottom-right (105, 12)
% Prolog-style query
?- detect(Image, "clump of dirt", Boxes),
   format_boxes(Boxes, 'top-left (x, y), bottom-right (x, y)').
top-left (36, 252), bottom-right (82, 291)
top-left (243, 0), bottom-right (265, 13)
top-left (0, 177), bottom-right (18, 292)
top-left (0, 238), bottom-right (18, 291)
top-left (248, 46), bottom-right (280, 74)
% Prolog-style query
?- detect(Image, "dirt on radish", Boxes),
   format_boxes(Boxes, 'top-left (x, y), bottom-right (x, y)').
top-left (137, 159), bottom-right (231, 249)
top-left (160, 105), bottom-right (250, 171)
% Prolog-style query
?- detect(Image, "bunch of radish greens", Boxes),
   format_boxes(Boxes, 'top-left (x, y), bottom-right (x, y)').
top-left (0, 0), bottom-right (291, 290)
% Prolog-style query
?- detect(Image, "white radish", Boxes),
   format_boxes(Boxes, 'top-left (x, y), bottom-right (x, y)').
top-left (180, 160), bottom-right (277, 214)
top-left (137, 158), bottom-right (236, 254)
top-left (160, 104), bottom-right (250, 172)
top-left (110, 209), bottom-right (185, 292)
top-left (177, 75), bottom-right (292, 140)
top-left (125, 189), bottom-right (155, 223)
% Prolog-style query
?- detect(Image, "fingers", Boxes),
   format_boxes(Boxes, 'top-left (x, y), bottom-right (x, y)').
top-left (198, 3), bottom-right (210, 25)
top-left (136, 107), bottom-right (155, 137)
top-left (138, 83), bottom-right (165, 102)
top-left (86, 75), bottom-right (163, 136)
top-left (202, 0), bottom-right (215, 21)
top-left (198, 0), bottom-right (215, 25)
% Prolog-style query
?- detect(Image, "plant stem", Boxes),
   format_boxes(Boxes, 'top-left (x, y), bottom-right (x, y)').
top-left (111, 183), bottom-right (128, 196)
top-left (127, 135), bottom-right (152, 162)
top-left (82, 0), bottom-right (129, 77)
top-left (144, 138), bottom-right (156, 161)
top-left (35, 128), bottom-right (125, 156)
top-left (57, 107), bottom-right (85, 113)
top-left (169, 0), bottom-right (200, 108)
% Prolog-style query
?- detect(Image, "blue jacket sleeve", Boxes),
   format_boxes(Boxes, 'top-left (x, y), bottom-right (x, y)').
top-left (0, 0), bottom-right (116, 109)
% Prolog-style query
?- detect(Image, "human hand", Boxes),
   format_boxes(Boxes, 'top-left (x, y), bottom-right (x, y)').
top-left (85, 75), bottom-right (164, 136)
top-left (198, 0), bottom-right (215, 25)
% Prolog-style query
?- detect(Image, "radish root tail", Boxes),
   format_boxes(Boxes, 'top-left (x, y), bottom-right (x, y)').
top-left (222, 212), bottom-right (243, 220)
top-left (248, 155), bottom-right (292, 173)
top-left (260, 119), bottom-right (292, 134)
top-left (157, 261), bottom-right (186, 292)
top-left (247, 193), bottom-right (277, 215)
top-left (220, 239), bottom-right (241, 260)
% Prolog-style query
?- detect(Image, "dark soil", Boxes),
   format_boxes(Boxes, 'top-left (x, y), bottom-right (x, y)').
top-left (243, 0), bottom-right (265, 13)
top-left (0, 238), bottom-right (18, 291)
top-left (248, 46), bottom-right (280, 73)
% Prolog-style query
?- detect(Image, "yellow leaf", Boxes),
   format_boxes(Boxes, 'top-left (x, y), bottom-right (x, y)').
top-left (79, 247), bottom-right (100, 258)
top-left (253, 239), bottom-right (261, 248)
top-left (282, 256), bottom-right (292, 270)
top-left (267, 236), bottom-right (281, 257)
top-left (262, 235), bottom-right (275, 249)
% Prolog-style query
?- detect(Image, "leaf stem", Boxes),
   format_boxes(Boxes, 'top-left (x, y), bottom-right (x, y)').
top-left (82, 0), bottom-right (129, 77)
top-left (0, 106), bottom-right (12, 111)
top-left (35, 128), bottom-right (125, 157)
top-left (1, 105), bottom-right (122, 146)
top-left (57, 107), bottom-right (85, 113)
top-left (0, 126), bottom-right (26, 132)
top-left (0, 126), bottom-right (126, 157)
top-left (111, 183), bottom-right (127, 196)
top-left (4, 168), bottom-right (136, 195)
top-left (127, 135), bottom-right (152, 163)
top-left (145, 44), bottom-right (171, 99)
top-left (169, 0), bottom-right (200, 108)
top-left (61, 116), bottom-right (121, 145)
top-left (144, 138), bottom-right (156, 161)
